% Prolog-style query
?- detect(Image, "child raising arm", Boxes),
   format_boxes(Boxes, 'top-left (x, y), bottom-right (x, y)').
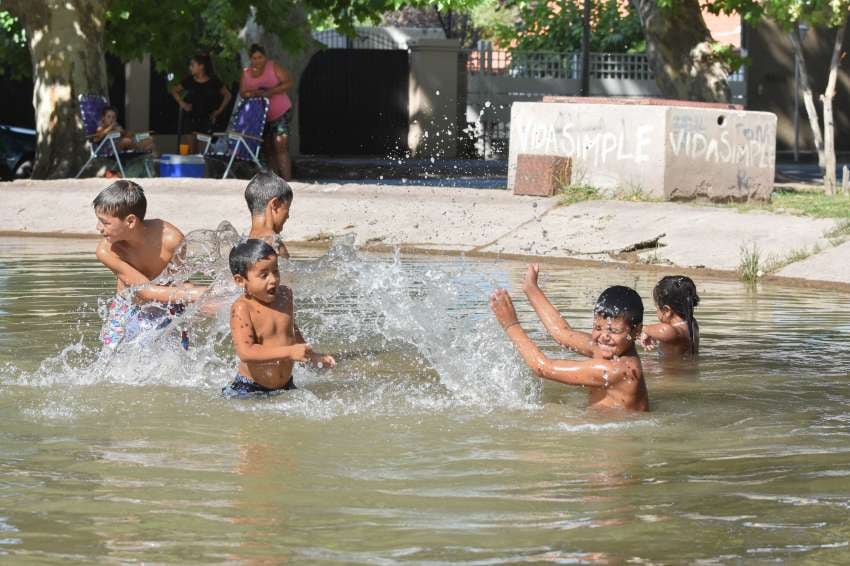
top-left (491, 270), bottom-right (649, 412)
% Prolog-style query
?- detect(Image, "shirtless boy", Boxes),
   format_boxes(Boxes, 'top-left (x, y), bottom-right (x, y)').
top-left (94, 180), bottom-right (205, 348)
top-left (225, 239), bottom-right (335, 396)
top-left (245, 170), bottom-right (292, 259)
top-left (490, 264), bottom-right (649, 412)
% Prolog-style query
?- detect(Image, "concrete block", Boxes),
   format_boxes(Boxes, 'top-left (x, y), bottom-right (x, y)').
top-left (513, 154), bottom-right (571, 197)
top-left (507, 98), bottom-right (777, 201)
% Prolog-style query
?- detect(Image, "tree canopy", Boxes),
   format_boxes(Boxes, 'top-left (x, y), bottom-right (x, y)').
top-left (495, 0), bottom-right (645, 53)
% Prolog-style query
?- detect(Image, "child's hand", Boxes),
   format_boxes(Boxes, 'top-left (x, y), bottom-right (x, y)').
top-left (522, 263), bottom-right (540, 293)
top-left (310, 353), bottom-right (337, 369)
top-left (289, 343), bottom-right (313, 362)
top-left (490, 289), bottom-right (521, 331)
top-left (639, 332), bottom-right (657, 351)
top-left (184, 284), bottom-right (208, 303)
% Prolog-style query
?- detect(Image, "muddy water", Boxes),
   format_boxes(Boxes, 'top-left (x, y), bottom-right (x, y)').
top-left (1, 237), bottom-right (849, 563)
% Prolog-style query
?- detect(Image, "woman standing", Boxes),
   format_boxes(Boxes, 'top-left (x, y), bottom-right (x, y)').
top-left (171, 52), bottom-right (232, 153)
top-left (240, 44), bottom-right (294, 180)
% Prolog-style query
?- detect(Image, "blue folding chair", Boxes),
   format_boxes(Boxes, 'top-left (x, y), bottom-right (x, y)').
top-left (198, 97), bottom-right (268, 178)
top-left (75, 94), bottom-right (154, 178)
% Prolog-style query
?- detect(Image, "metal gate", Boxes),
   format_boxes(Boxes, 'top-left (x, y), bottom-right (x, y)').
top-left (299, 49), bottom-right (409, 156)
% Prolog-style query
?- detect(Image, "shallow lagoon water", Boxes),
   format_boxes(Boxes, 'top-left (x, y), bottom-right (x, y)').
top-left (1, 236), bottom-right (850, 563)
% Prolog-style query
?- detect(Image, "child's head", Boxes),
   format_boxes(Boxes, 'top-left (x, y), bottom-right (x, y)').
top-left (93, 180), bottom-right (147, 242)
top-left (653, 275), bottom-right (699, 349)
top-left (652, 276), bottom-right (699, 320)
top-left (245, 170), bottom-right (293, 232)
top-left (229, 239), bottom-right (280, 302)
top-left (189, 52), bottom-right (214, 78)
top-left (592, 286), bottom-right (644, 359)
top-left (100, 105), bottom-right (118, 126)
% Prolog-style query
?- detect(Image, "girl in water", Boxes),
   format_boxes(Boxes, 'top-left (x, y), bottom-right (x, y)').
top-left (640, 275), bottom-right (700, 356)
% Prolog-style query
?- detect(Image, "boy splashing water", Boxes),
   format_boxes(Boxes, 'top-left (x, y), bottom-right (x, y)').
top-left (94, 180), bottom-right (205, 349)
top-left (225, 239), bottom-right (335, 396)
top-left (490, 264), bottom-right (649, 412)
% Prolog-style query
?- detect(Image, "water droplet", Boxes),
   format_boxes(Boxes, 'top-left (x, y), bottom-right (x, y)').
top-left (435, 90), bottom-right (441, 95)
top-left (484, 100), bottom-right (491, 108)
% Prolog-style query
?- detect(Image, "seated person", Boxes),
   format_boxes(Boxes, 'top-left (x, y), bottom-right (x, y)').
top-left (94, 105), bottom-right (156, 154)
top-left (490, 264), bottom-right (649, 412)
top-left (225, 239), bottom-right (335, 396)
top-left (245, 170), bottom-right (292, 259)
top-left (640, 275), bottom-right (700, 357)
top-left (93, 180), bottom-right (205, 349)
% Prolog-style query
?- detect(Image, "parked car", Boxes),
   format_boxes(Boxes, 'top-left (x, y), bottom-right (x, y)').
top-left (0, 124), bottom-right (36, 181)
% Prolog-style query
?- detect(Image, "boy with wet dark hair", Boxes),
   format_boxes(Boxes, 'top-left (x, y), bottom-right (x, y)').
top-left (93, 180), bottom-right (205, 348)
top-left (244, 170), bottom-right (293, 258)
top-left (225, 239), bottom-right (335, 396)
top-left (490, 264), bottom-right (649, 412)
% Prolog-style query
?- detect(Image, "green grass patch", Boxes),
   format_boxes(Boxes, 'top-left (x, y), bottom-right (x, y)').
top-left (735, 189), bottom-right (850, 219)
top-left (825, 219), bottom-right (850, 240)
top-left (737, 243), bottom-right (763, 284)
top-left (559, 183), bottom-right (601, 206)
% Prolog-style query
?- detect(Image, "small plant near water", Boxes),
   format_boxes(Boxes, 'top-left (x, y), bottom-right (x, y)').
top-left (825, 219), bottom-right (850, 244)
top-left (764, 243), bottom-right (822, 272)
top-left (737, 243), bottom-right (763, 284)
top-left (613, 182), bottom-right (660, 202)
top-left (559, 182), bottom-right (600, 206)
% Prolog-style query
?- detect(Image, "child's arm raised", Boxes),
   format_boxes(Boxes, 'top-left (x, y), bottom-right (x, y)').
top-left (521, 264), bottom-right (595, 357)
top-left (639, 322), bottom-right (678, 350)
top-left (230, 301), bottom-right (313, 363)
top-left (491, 289), bottom-right (622, 387)
top-left (96, 241), bottom-right (205, 304)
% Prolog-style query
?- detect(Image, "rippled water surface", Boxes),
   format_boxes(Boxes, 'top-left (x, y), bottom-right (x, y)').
top-left (1, 236), bottom-right (850, 564)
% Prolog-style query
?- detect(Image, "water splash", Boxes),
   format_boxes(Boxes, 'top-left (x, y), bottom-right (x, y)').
top-left (3, 230), bottom-right (539, 416)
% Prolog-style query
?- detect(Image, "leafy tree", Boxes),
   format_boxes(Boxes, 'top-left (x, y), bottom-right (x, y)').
top-left (496, 0), bottom-right (645, 53)
top-left (700, 0), bottom-right (849, 193)
top-left (0, 10), bottom-right (28, 79)
top-left (0, 0), bottom-right (415, 178)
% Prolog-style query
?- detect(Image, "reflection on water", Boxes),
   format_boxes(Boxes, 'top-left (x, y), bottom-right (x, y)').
top-left (1, 236), bottom-right (849, 563)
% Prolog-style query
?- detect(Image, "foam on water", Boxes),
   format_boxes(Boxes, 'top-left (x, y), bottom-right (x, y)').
top-left (2, 226), bottom-right (539, 416)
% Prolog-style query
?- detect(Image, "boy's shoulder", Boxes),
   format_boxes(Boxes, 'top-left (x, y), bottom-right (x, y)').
top-left (144, 219), bottom-right (185, 257)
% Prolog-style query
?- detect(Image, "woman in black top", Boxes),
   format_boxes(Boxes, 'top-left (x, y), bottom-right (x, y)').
top-left (171, 52), bottom-right (232, 153)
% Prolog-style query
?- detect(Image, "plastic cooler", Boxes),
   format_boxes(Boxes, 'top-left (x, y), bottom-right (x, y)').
top-left (159, 154), bottom-right (205, 178)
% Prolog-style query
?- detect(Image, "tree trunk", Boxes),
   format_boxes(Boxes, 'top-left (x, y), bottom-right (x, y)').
top-left (5, 0), bottom-right (108, 179)
top-left (788, 24), bottom-right (826, 172)
top-left (633, 0), bottom-right (731, 102)
top-left (820, 17), bottom-right (847, 195)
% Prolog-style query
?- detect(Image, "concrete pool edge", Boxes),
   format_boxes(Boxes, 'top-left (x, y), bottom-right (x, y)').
top-left (1, 178), bottom-right (848, 290)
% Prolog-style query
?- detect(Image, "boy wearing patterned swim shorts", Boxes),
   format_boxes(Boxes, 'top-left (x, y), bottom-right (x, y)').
top-left (93, 180), bottom-right (206, 349)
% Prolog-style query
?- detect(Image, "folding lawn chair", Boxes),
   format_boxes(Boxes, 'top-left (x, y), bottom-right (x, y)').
top-left (198, 96), bottom-right (268, 179)
top-left (75, 94), bottom-right (154, 178)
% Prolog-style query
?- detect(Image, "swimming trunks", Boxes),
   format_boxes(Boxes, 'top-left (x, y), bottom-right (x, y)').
top-left (101, 295), bottom-right (189, 350)
top-left (222, 372), bottom-right (296, 397)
